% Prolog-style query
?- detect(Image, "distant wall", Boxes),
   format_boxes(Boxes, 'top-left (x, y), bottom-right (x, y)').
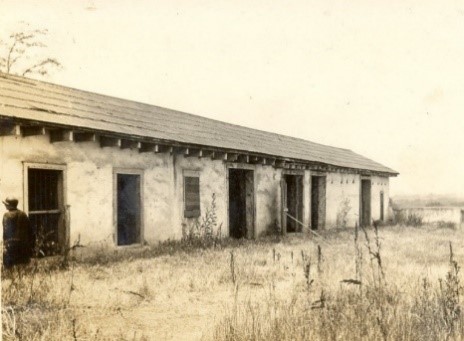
top-left (396, 207), bottom-right (463, 228)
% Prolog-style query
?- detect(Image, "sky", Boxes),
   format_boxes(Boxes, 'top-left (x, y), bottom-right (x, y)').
top-left (1, 0), bottom-right (463, 197)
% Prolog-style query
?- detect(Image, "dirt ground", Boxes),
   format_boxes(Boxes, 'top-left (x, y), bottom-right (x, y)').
top-left (3, 226), bottom-right (464, 340)
top-left (75, 290), bottom-right (229, 340)
top-left (68, 250), bottom-right (296, 340)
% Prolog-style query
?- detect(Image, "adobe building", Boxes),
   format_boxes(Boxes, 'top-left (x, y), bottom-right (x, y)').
top-left (0, 73), bottom-right (398, 252)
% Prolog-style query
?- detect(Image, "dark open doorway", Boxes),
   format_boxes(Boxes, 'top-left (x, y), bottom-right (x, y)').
top-left (380, 191), bottom-right (385, 221)
top-left (311, 175), bottom-right (326, 230)
top-left (228, 169), bottom-right (254, 239)
top-left (360, 179), bottom-right (371, 227)
top-left (117, 174), bottom-right (141, 245)
top-left (282, 174), bottom-right (304, 233)
top-left (27, 168), bottom-right (65, 255)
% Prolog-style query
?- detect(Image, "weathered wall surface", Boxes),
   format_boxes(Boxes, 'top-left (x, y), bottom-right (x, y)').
top-left (0, 134), bottom-right (175, 245)
top-left (322, 174), bottom-right (390, 229)
top-left (324, 172), bottom-right (360, 229)
top-left (0, 133), bottom-right (395, 245)
top-left (255, 165), bottom-right (281, 236)
top-left (173, 155), bottom-right (227, 238)
top-left (370, 176), bottom-right (390, 222)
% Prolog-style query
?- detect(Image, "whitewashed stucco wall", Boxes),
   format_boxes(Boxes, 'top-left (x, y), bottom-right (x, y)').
top-left (370, 175), bottom-right (390, 222)
top-left (321, 173), bottom-right (390, 229)
top-left (0, 134), bottom-right (174, 245)
top-left (324, 172), bottom-right (361, 229)
top-left (173, 154), bottom-right (228, 239)
top-left (0, 133), bottom-right (394, 245)
top-left (255, 165), bottom-right (282, 236)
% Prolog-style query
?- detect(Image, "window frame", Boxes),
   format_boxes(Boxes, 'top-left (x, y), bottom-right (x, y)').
top-left (22, 162), bottom-right (67, 254)
top-left (23, 162), bottom-right (67, 215)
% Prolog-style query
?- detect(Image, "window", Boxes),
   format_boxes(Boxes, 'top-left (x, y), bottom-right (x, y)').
top-left (24, 163), bottom-right (66, 256)
top-left (184, 171), bottom-right (200, 218)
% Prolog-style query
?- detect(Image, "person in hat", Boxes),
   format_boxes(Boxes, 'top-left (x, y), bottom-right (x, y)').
top-left (2, 197), bottom-right (33, 268)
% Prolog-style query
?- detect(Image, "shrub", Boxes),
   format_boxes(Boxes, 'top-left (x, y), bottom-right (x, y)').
top-left (393, 210), bottom-right (424, 227)
top-left (406, 213), bottom-right (424, 227)
top-left (181, 193), bottom-right (223, 248)
top-left (392, 209), bottom-right (407, 225)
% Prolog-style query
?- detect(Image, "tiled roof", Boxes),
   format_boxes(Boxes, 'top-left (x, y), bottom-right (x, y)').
top-left (0, 73), bottom-right (397, 175)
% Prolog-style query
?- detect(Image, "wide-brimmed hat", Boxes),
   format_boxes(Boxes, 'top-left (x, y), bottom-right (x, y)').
top-left (2, 197), bottom-right (18, 209)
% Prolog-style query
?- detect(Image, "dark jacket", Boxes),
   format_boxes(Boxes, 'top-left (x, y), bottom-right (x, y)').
top-left (3, 209), bottom-right (32, 266)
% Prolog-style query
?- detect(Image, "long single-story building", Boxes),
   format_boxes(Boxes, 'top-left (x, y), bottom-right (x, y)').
top-left (0, 73), bottom-right (398, 253)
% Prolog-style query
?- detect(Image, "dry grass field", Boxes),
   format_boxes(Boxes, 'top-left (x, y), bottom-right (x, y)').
top-left (3, 224), bottom-right (464, 340)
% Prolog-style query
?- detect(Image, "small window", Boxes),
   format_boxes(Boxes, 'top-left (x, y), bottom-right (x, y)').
top-left (184, 175), bottom-right (200, 218)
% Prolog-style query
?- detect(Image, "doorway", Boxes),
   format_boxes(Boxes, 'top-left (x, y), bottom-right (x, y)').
top-left (360, 179), bottom-right (371, 226)
top-left (380, 191), bottom-right (385, 221)
top-left (282, 174), bottom-right (304, 233)
top-left (228, 169), bottom-right (254, 239)
top-left (311, 175), bottom-right (326, 230)
top-left (116, 173), bottom-right (141, 245)
top-left (27, 168), bottom-right (65, 255)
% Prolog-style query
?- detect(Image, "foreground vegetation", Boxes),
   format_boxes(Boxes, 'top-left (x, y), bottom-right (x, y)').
top-left (2, 225), bottom-right (464, 340)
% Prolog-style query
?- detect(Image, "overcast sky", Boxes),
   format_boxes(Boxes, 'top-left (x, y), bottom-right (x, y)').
top-left (1, 0), bottom-right (463, 197)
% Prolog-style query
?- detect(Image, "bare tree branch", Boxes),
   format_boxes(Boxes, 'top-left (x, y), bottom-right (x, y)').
top-left (1, 25), bottom-right (61, 77)
top-left (22, 58), bottom-right (61, 76)
top-left (6, 39), bottom-right (18, 73)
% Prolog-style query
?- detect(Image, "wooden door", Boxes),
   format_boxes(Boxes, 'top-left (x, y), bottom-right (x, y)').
top-left (245, 170), bottom-right (254, 239)
top-left (380, 192), bottom-right (385, 221)
top-left (281, 177), bottom-right (287, 235)
top-left (311, 176), bottom-right (319, 230)
top-left (361, 179), bottom-right (371, 226)
top-left (296, 175), bottom-right (304, 232)
top-left (117, 174), bottom-right (141, 245)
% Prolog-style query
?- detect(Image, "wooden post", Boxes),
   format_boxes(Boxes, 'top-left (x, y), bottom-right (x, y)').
top-left (281, 177), bottom-right (287, 235)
